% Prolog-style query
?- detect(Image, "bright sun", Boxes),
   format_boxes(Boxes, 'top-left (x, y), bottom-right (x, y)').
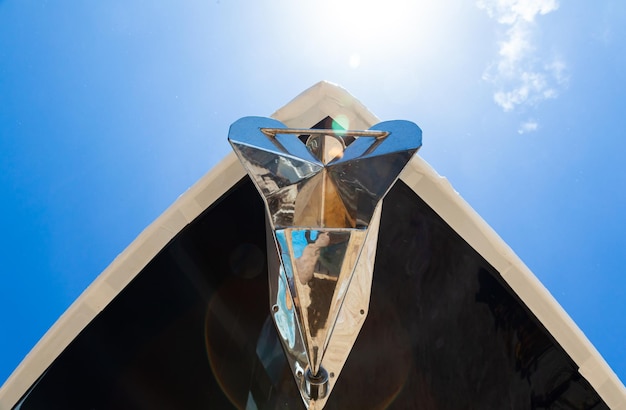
top-left (297, 0), bottom-right (449, 69)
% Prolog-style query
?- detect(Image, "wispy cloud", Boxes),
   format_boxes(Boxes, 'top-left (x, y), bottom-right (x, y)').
top-left (478, 0), bottom-right (568, 112)
top-left (518, 119), bottom-right (538, 134)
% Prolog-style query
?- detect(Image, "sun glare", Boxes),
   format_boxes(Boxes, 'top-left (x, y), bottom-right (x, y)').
top-left (316, 0), bottom-right (443, 60)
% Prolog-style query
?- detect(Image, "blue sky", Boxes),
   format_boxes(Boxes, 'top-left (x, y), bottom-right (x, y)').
top-left (1, 0), bottom-right (625, 389)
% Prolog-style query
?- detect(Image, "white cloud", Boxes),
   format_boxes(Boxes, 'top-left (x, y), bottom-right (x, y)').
top-left (518, 119), bottom-right (539, 134)
top-left (477, 0), bottom-right (559, 24)
top-left (478, 0), bottom-right (567, 111)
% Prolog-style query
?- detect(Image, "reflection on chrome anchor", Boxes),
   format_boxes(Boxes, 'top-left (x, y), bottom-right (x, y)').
top-left (229, 116), bottom-right (422, 409)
